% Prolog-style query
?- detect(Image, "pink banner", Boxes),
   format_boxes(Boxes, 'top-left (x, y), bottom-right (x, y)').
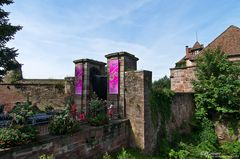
top-left (75, 64), bottom-right (83, 95)
top-left (109, 60), bottom-right (119, 94)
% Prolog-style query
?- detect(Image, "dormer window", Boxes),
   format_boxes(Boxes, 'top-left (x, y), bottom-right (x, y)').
top-left (193, 50), bottom-right (199, 55)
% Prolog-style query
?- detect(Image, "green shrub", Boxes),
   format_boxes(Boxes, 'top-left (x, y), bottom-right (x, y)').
top-left (49, 113), bottom-right (80, 135)
top-left (192, 49), bottom-right (240, 120)
top-left (49, 99), bottom-right (80, 135)
top-left (10, 70), bottom-right (22, 83)
top-left (102, 148), bottom-right (166, 159)
top-left (87, 112), bottom-right (108, 126)
top-left (169, 118), bottom-right (218, 159)
top-left (9, 102), bottom-right (41, 124)
top-left (18, 125), bottom-right (38, 142)
top-left (167, 49), bottom-right (240, 159)
top-left (0, 125), bottom-right (37, 148)
top-left (87, 93), bottom-right (108, 126)
top-left (117, 148), bottom-right (135, 159)
top-left (103, 152), bottom-right (112, 159)
top-left (220, 141), bottom-right (240, 157)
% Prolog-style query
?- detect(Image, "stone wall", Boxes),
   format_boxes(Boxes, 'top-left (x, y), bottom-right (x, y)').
top-left (64, 77), bottom-right (75, 95)
top-left (166, 93), bottom-right (195, 136)
top-left (125, 70), bottom-right (154, 152)
top-left (170, 66), bottom-right (196, 93)
top-left (0, 119), bottom-right (129, 159)
top-left (0, 79), bottom-right (66, 111)
top-left (214, 121), bottom-right (240, 144)
top-left (170, 55), bottom-right (239, 93)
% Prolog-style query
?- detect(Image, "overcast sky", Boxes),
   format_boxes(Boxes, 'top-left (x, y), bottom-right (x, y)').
top-left (5, 0), bottom-right (240, 80)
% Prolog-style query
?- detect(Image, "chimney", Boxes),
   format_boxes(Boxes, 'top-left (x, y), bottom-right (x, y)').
top-left (185, 46), bottom-right (190, 59)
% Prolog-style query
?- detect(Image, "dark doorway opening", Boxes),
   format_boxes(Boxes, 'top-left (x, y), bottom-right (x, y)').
top-left (90, 67), bottom-right (107, 100)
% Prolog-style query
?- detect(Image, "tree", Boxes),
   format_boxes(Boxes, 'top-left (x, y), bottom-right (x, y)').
top-left (0, 0), bottom-right (22, 81)
top-left (192, 49), bottom-right (240, 119)
top-left (152, 75), bottom-right (171, 90)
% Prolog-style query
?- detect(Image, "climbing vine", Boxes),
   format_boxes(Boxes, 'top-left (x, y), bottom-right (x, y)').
top-left (149, 76), bottom-right (174, 156)
top-left (150, 76), bottom-right (174, 127)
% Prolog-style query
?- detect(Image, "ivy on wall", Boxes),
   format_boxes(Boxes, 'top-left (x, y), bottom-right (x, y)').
top-left (149, 76), bottom-right (174, 156)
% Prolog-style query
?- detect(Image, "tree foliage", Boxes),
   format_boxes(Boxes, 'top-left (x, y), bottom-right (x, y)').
top-left (150, 76), bottom-right (174, 157)
top-left (0, 0), bottom-right (22, 81)
top-left (150, 76), bottom-right (174, 127)
top-left (192, 49), bottom-right (240, 119)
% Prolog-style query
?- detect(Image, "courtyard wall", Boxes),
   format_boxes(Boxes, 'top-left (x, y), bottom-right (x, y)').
top-left (0, 119), bottom-right (129, 159)
top-left (0, 79), bottom-right (67, 111)
top-left (170, 66), bottom-right (196, 93)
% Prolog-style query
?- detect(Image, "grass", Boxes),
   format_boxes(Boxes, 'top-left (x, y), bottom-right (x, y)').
top-left (107, 148), bottom-right (163, 159)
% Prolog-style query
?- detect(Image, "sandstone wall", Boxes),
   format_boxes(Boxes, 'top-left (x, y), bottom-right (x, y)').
top-left (0, 79), bottom-right (66, 111)
top-left (0, 119), bottom-right (129, 159)
top-left (170, 66), bottom-right (196, 93)
top-left (125, 70), bottom-right (154, 152)
top-left (214, 121), bottom-right (240, 144)
top-left (171, 55), bottom-right (239, 93)
top-left (149, 93), bottom-right (195, 152)
top-left (125, 71), bottom-right (195, 152)
top-left (167, 93), bottom-right (195, 135)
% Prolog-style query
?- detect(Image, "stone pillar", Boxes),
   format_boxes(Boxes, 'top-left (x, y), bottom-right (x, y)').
top-left (73, 59), bottom-right (106, 114)
top-left (105, 52), bottom-right (138, 118)
top-left (125, 70), bottom-right (153, 152)
top-left (64, 77), bottom-right (75, 95)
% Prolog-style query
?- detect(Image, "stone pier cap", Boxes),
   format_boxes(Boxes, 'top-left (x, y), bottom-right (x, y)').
top-left (73, 58), bottom-right (106, 65)
top-left (105, 51), bottom-right (139, 61)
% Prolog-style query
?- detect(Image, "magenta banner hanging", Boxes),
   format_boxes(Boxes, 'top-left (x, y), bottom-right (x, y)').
top-left (109, 60), bottom-right (119, 94)
top-left (75, 63), bottom-right (83, 95)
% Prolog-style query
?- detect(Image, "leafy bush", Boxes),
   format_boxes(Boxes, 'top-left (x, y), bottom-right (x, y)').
top-left (0, 127), bottom-right (22, 148)
top-left (117, 148), bottom-right (136, 159)
top-left (192, 49), bottom-right (240, 120)
top-left (49, 113), bottom-right (80, 135)
top-left (87, 112), bottom-right (108, 126)
top-left (0, 125), bottom-right (37, 148)
top-left (169, 118), bottom-right (219, 159)
top-left (0, 103), bottom-right (38, 148)
top-left (220, 141), bottom-right (240, 157)
top-left (169, 49), bottom-right (240, 159)
top-left (9, 102), bottom-right (41, 124)
top-left (102, 148), bottom-right (161, 159)
top-left (49, 103), bottom-right (80, 135)
top-left (103, 152), bottom-right (112, 159)
top-left (87, 93), bottom-right (108, 126)
top-left (10, 70), bottom-right (22, 83)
